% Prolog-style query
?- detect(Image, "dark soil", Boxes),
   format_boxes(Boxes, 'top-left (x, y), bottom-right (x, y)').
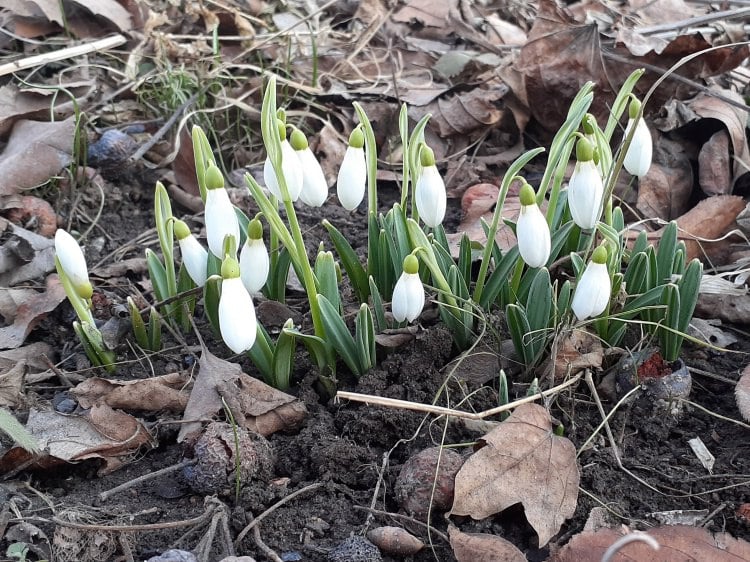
top-left (3, 165), bottom-right (750, 562)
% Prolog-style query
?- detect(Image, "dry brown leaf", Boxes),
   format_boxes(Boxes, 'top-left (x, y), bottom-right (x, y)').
top-left (392, 0), bottom-right (455, 29)
top-left (551, 525), bottom-right (750, 562)
top-left (72, 373), bottom-right (189, 412)
top-left (0, 360), bottom-right (26, 408)
top-left (735, 364), bottom-right (750, 422)
top-left (448, 525), bottom-right (525, 562)
top-left (671, 194), bottom-right (745, 264)
top-left (90, 257), bottom-right (148, 278)
top-left (172, 126), bottom-right (201, 198)
top-left (549, 329), bottom-right (603, 382)
top-left (178, 345), bottom-right (306, 442)
top-left (0, 342), bottom-right (54, 375)
top-left (0, 217), bottom-right (56, 287)
top-left (0, 117), bottom-right (76, 196)
top-left (451, 403), bottom-right (579, 547)
top-left (0, 275), bottom-right (66, 350)
top-left (635, 142), bottom-right (693, 221)
top-left (698, 130), bottom-right (732, 196)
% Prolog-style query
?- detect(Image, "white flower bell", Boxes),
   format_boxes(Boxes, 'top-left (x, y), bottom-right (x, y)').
top-left (415, 145), bottom-right (447, 228)
top-left (392, 254), bottom-right (425, 323)
top-left (336, 127), bottom-right (366, 211)
top-left (623, 97), bottom-right (653, 179)
top-left (204, 164), bottom-right (240, 258)
top-left (174, 219), bottom-right (208, 287)
top-left (290, 128), bottom-right (328, 207)
top-left (54, 229), bottom-right (93, 299)
top-left (568, 137), bottom-right (604, 230)
top-left (240, 218), bottom-right (270, 294)
top-left (263, 119), bottom-right (303, 201)
top-left (571, 245), bottom-right (611, 321)
top-left (516, 182), bottom-right (551, 268)
top-left (219, 256), bottom-right (257, 353)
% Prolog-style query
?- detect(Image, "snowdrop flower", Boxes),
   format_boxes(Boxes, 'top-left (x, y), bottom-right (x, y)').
top-left (392, 254), bottom-right (425, 323)
top-left (54, 229), bottom-right (93, 299)
top-left (622, 97), bottom-right (652, 179)
top-left (571, 245), bottom-right (611, 321)
top-left (516, 182), bottom-right (551, 268)
top-left (263, 119), bottom-right (303, 201)
top-left (219, 256), bottom-right (257, 353)
top-left (290, 128), bottom-right (328, 207)
top-left (415, 145), bottom-right (447, 228)
top-left (239, 218), bottom-right (269, 294)
top-left (173, 219), bottom-right (208, 287)
top-left (204, 164), bottom-right (240, 258)
top-left (336, 127), bottom-right (366, 211)
top-left (568, 137), bottom-right (604, 230)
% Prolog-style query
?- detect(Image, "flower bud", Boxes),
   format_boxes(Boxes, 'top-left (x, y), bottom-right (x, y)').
top-left (204, 165), bottom-right (240, 258)
top-left (567, 137), bottom-right (604, 230)
top-left (571, 245), bottom-right (611, 321)
top-left (623, 98), bottom-right (652, 178)
top-left (263, 120), bottom-right (303, 201)
top-left (55, 229), bottom-right (93, 299)
top-left (336, 128), bottom-right (366, 210)
top-left (219, 257), bottom-right (257, 353)
top-left (516, 183), bottom-right (551, 268)
top-left (392, 255), bottom-right (425, 323)
top-left (415, 145), bottom-right (446, 228)
top-left (240, 219), bottom-right (269, 294)
top-left (174, 219), bottom-right (208, 287)
top-left (291, 128), bottom-right (329, 207)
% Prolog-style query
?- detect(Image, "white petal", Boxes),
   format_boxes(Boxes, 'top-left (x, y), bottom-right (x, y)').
top-left (54, 229), bottom-right (90, 291)
top-left (263, 141), bottom-right (304, 201)
top-left (567, 160), bottom-right (604, 230)
top-left (297, 148), bottom-right (329, 207)
top-left (240, 238), bottom-right (270, 294)
top-left (219, 277), bottom-right (257, 353)
top-left (623, 118), bottom-right (653, 178)
top-left (415, 165), bottom-right (446, 227)
top-left (336, 146), bottom-right (366, 210)
top-left (571, 262), bottom-right (611, 321)
top-left (205, 187), bottom-right (240, 257)
top-left (392, 272), bottom-right (424, 322)
top-left (516, 204), bottom-right (551, 268)
top-left (178, 235), bottom-right (208, 287)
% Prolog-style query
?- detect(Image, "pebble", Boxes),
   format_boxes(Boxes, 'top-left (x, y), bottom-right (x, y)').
top-left (327, 536), bottom-right (382, 562)
top-left (146, 549), bottom-right (197, 562)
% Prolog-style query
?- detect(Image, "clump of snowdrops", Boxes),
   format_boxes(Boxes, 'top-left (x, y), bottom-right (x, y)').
top-left (55, 69), bottom-right (700, 388)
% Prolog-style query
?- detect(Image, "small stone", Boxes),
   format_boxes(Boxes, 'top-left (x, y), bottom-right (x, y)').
top-left (146, 549), bottom-right (197, 562)
top-left (395, 446), bottom-right (464, 519)
top-left (218, 557), bottom-right (258, 562)
top-left (327, 536), bottom-right (382, 562)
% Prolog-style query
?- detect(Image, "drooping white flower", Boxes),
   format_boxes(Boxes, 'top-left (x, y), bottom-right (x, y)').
top-left (290, 128), bottom-right (328, 207)
top-left (55, 229), bottom-right (93, 299)
top-left (516, 182), bottom-right (551, 268)
top-left (415, 145), bottom-right (446, 228)
top-left (263, 129), bottom-right (304, 201)
top-left (568, 137), bottom-right (604, 230)
top-left (239, 219), bottom-right (269, 294)
top-left (219, 257), bottom-right (257, 353)
top-left (337, 127), bottom-right (366, 211)
top-left (392, 254), bottom-right (425, 323)
top-left (174, 219), bottom-right (208, 287)
top-left (622, 97), bottom-right (653, 179)
top-left (204, 164), bottom-right (240, 258)
top-left (571, 245), bottom-right (611, 321)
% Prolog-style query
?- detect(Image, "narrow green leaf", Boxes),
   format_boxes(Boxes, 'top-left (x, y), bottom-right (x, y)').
top-left (656, 221), bottom-right (678, 285)
top-left (148, 307), bottom-right (162, 352)
top-left (660, 284), bottom-right (681, 361)
top-left (479, 246), bottom-right (520, 309)
top-left (549, 221), bottom-right (575, 262)
top-left (677, 259), bottom-right (702, 333)
top-left (323, 219), bottom-right (369, 302)
top-left (368, 276), bottom-right (387, 333)
top-left (315, 250), bottom-right (340, 312)
top-left (248, 323), bottom-right (275, 385)
top-left (355, 304), bottom-right (376, 371)
top-left (272, 319), bottom-right (296, 390)
top-left (458, 234), bottom-right (472, 286)
top-left (570, 252), bottom-right (585, 278)
top-left (557, 280), bottom-right (571, 321)
top-left (146, 249), bottom-right (169, 303)
top-left (203, 274), bottom-right (222, 336)
top-left (624, 251), bottom-right (649, 296)
top-left (630, 230), bottom-right (649, 257)
top-left (127, 297), bottom-right (149, 349)
top-left (0, 408), bottom-right (40, 453)
top-left (318, 294), bottom-right (362, 376)
top-left (506, 303), bottom-right (533, 367)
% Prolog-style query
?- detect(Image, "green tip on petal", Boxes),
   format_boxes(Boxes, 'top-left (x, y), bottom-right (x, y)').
top-left (628, 96), bottom-right (642, 119)
top-left (221, 256), bottom-right (241, 279)
top-left (592, 245), bottom-right (608, 264)
top-left (582, 114), bottom-right (597, 135)
top-left (403, 254), bottom-right (419, 274)
top-left (205, 165), bottom-right (224, 190)
top-left (575, 137), bottom-right (594, 162)
top-left (349, 127), bottom-right (364, 149)
top-left (247, 218), bottom-right (263, 240)
top-left (290, 128), bottom-right (308, 150)
top-left (276, 119), bottom-right (287, 140)
top-left (519, 182), bottom-right (536, 206)
top-left (173, 219), bottom-right (191, 240)
top-left (419, 144), bottom-right (436, 167)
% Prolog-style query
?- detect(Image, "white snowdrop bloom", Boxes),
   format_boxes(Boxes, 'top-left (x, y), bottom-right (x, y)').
top-left (290, 128), bottom-right (328, 207)
top-left (239, 219), bottom-right (269, 294)
top-left (263, 137), bottom-right (303, 202)
top-left (571, 246), bottom-right (611, 321)
top-left (55, 229), bottom-right (92, 299)
top-left (219, 257), bottom-right (257, 354)
top-left (392, 255), bottom-right (425, 323)
top-left (336, 128), bottom-right (366, 211)
top-left (516, 182), bottom-right (551, 268)
top-left (623, 98), bottom-right (653, 179)
top-left (174, 219), bottom-right (208, 287)
top-left (415, 146), bottom-right (446, 228)
top-left (568, 138), bottom-right (604, 230)
top-left (204, 165), bottom-right (240, 258)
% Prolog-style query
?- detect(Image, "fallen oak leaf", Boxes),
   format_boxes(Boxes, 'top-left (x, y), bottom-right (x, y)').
top-left (72, 372), bottom-right (190, 412)
top-left (0, 361), bottom-right (26, 408)
top-left (448, 525), bottom-right (525, 562)
top-left (450, 403), bottom-right (579, 547)
top-left (0, 275), bottom-right (66, 350)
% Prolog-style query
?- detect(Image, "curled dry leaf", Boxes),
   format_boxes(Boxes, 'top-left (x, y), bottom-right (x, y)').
top-left (0, 217), bottom-right (56, 287)
top-left (0, 360), bottom-right (26, 408)
top-left (367, 526), bottom-right (424, 556)
top-left (450, 403), bottom-right (579, 547)
top-left (735, 364), bottom-right (750, 422)
top-left (698, 130), bottom-right (731, 196)
top-left (0, 275), bottom-right (66, 350)
top-left (551, 524), bottom-right (750, 562)
top-left (72, 373), bottom-right (190, 412)
top-left (548, 328), bottom-right (603, 382)
top-left (635, 143), bottom-right (693, 221)
top-left (448, 525), bottom-right (525, 562)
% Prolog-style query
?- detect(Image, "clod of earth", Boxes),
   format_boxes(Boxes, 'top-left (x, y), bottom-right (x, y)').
top-left (395, 446), bottom-right (465, 520)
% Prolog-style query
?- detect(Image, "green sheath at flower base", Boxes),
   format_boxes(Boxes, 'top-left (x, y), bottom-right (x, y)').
top-left (420, 145), bottom-right (436, 167)
top-left (290, 128), bottom-right (308, 150)
top-left (349, 127), bottom-right (365, 149)
top-left (575, 136), bottom-right (594, 162)
top-left (248, 218), bottom-right (263, 240)
top-left (205, 164), bottom-right (225, 190)
top-left (628, 97), bottom-right (642, 119)
top-left (582, 114), bottom-right (597, 136)
top-left (591, 245), bottom-right (608, 264)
